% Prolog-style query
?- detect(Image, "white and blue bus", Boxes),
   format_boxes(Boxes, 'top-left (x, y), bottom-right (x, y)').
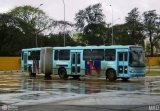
top-left (21, 45), bottom-right (146, 81)
top-left (21, 47), bottom-right (53, 79)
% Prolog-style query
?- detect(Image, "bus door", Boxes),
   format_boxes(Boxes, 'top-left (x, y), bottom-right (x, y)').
top-left (117, 51), bottom-right (128, 77)
top-left (23, 52), bottom-right (28, 71)
top-left (71, 52), bottom-right (81, 75)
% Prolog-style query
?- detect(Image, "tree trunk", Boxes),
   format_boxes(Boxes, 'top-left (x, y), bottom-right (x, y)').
top-left (150, 42), bottom-right (154, 57)
top-left (149, 33), bottom-right (154, 57)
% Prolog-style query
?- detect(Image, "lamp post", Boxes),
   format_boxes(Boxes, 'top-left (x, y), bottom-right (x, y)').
top-left (110, 5), bottom-right (114, 45)
top-left (109, 5), bottom-right (120, 45)
top-left (62, 0), bottom-right (66, 47)
top-left (35, 4), bottom-right (43, 47)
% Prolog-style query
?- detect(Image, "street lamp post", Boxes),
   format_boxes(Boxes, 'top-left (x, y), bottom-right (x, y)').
top-left (110, 5), bottom-right (114, 45)
top-left (62, 0), bottom-right (66, 47)
top-left (36, 34), bottom-right (38, 47)
top-left (109, 5), bottom-right (120, 45)
top-left (35, 4), bottom-right (43, 47)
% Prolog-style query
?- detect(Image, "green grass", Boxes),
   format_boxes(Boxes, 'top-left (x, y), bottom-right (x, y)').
top-left (146, 71), bottom-right (160, 76)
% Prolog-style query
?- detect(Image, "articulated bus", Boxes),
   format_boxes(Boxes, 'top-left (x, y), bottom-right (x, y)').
top-left (21, 47), bottom-right (53, 78)
top-left (21, 45), bottom-right (146, 81)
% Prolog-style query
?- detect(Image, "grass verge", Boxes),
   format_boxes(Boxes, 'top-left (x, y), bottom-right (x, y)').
top-left (146, 71), bottom-right (160, 76)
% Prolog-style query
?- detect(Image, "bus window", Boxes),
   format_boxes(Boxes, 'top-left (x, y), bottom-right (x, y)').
top-left (77, 53), bottom-right (80, 64)
top-left (118, 53), bottom-right (123, 61)
top-left (35, 51), bottom-right (40, 60)
top-left (28, 51), bottom-right (40, 60)
top-left (54, 50), bottom-right (59, 60)
top-left (92, 49), bottom-right (104, 60)
top-left (59, 50), bottom-right (70, 60)
top-left (129, 49), bottom-right (145, 67)
top-left (28, 51), bottom-right (32, 60)
top-left (83, 49), bottom-right (91, 60)
top-left (105, 49), bottom-right (115, 61)
top-left (119, 52), bottom-right (128, 61)
top-left (124, 52), bottom-right (128, 61)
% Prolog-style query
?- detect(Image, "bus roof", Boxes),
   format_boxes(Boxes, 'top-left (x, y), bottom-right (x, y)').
top-left (22, 47), bottom-right (52, 51)
top-left (22, 45), bottom-right (143, 51)
top-left (53, 45), bottom-right (142, 50)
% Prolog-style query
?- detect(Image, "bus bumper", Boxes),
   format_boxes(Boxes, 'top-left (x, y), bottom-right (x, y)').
top-left (129, 70), bottom-right (145, 77)
top-left (130, 73), bottom-right (145, 77)
top-left (118, 69), bottom-right (145, 78)
top-left (128, 67), bottom-right (146, 78)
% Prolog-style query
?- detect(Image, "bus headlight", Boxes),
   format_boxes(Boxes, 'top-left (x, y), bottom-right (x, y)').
top-left (130, 70), bottom-right (135, 73)
top-left (124, 66), bottom-right (127, 73)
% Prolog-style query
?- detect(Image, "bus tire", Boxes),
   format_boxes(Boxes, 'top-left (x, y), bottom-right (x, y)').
top-left (28, 66), bottom-right (32, 78)
top-left (73, 75), bottom-right (80, 80)
top-left (58, 68), bottom-right (68, 79)
top-left (106, 69), bottom-right (116, 81)
top-left (122, 78), bottom-right (129, 81)
top-left (28, 66), bottom-right (32, 76)
top-left (45, 73), bottom-right (52, 80)
top-left (28, 66), bottom-right (36, 78)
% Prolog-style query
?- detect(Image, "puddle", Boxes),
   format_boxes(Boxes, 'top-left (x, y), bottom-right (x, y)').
top-left (0, 73), bottom-right (160, 105)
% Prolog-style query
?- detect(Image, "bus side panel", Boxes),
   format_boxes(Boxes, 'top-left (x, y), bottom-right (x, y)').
top-left (81, 60), bottom-right (86, 76)
top-left (21, 51), bottom-right (29, 72)
top-left (101, 61), bottom-right (117, 76)
top-left (52, 50), bottom-right (57, 75)
top-left (41, 48), bottom-right (53, 74)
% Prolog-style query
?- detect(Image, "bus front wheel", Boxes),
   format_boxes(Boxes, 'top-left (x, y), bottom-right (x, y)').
top-left (58, 68), bottom-right (68, 79)
top-left (106, 69), bottom-right (117, 81)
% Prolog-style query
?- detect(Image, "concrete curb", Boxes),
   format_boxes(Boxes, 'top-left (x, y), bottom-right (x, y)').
top-left (147, 66), bottom-right (160, 69)
top-left (0, 70), bottom-right (22, 74)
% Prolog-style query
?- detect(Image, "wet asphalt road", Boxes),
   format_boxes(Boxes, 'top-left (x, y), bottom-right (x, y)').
top-left (0, 73), bottom-right (160, 111)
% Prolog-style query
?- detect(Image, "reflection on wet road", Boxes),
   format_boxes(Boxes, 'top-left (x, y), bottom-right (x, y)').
top-left (0, 73), bottom-right (160, 105)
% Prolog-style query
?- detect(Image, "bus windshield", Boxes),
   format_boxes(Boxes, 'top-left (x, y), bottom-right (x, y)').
top-left (129, 47), bottom-right (145, 67)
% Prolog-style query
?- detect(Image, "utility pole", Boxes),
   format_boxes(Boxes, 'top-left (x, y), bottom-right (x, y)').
top-left (35, 4), bottom-right (43, 47)
top-left (62, 0), bottom-right (66, 47)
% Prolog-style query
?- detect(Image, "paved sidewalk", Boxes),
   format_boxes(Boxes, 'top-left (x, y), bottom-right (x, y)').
top-left (18, 92), bottom-right (160, 111)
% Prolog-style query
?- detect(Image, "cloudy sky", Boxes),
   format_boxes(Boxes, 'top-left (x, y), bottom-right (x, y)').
top-left (0, 0), bottom-right (159, 24)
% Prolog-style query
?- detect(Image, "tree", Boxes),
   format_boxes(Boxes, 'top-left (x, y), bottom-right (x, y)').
top-left (9, 5), bottom-right (55, 34)
top-left (81, 23), bottom-right (107, 45)
top-left (74, 3), bottom-right (107, 45)
top-left (112, 24), bottom-right (131, 45)
top-left (125, 8), bottom-right (144, 46)
top-left (8, 5), bottom-right (55, 47)
top-left (75, 3), bottom-right (105, 32)
top-left (154, 15), bottom-right (160, 53)
top-left (143, 10), bottom-right (160, 56)
top-left (47, 33), bottom-right (77, 46)
top-left (0, 14), bottom-right (25, 55)
top-left (53, 20), bottom-right (74, 35)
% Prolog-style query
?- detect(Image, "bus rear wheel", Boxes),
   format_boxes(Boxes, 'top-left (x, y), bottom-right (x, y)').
top-left (106, 69), bottom-right (116, 81)
top-left (73, 75), bottom-right (80, 80)
top-left (58, 68), bottom-right (68, 79)
top-left (45, 73), bottom-right (52, 80)
top-left (28, 66), bottom-right (36, 78)
top-left (122, 78), bottom-right (129, 81)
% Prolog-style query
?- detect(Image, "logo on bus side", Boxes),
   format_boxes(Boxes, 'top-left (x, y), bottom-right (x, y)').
top-left (85, 61), bottom-right (101, 75)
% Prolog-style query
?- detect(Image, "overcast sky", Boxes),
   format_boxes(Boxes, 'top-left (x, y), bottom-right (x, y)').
top-left (0, 0), bottom-right (159, 24)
